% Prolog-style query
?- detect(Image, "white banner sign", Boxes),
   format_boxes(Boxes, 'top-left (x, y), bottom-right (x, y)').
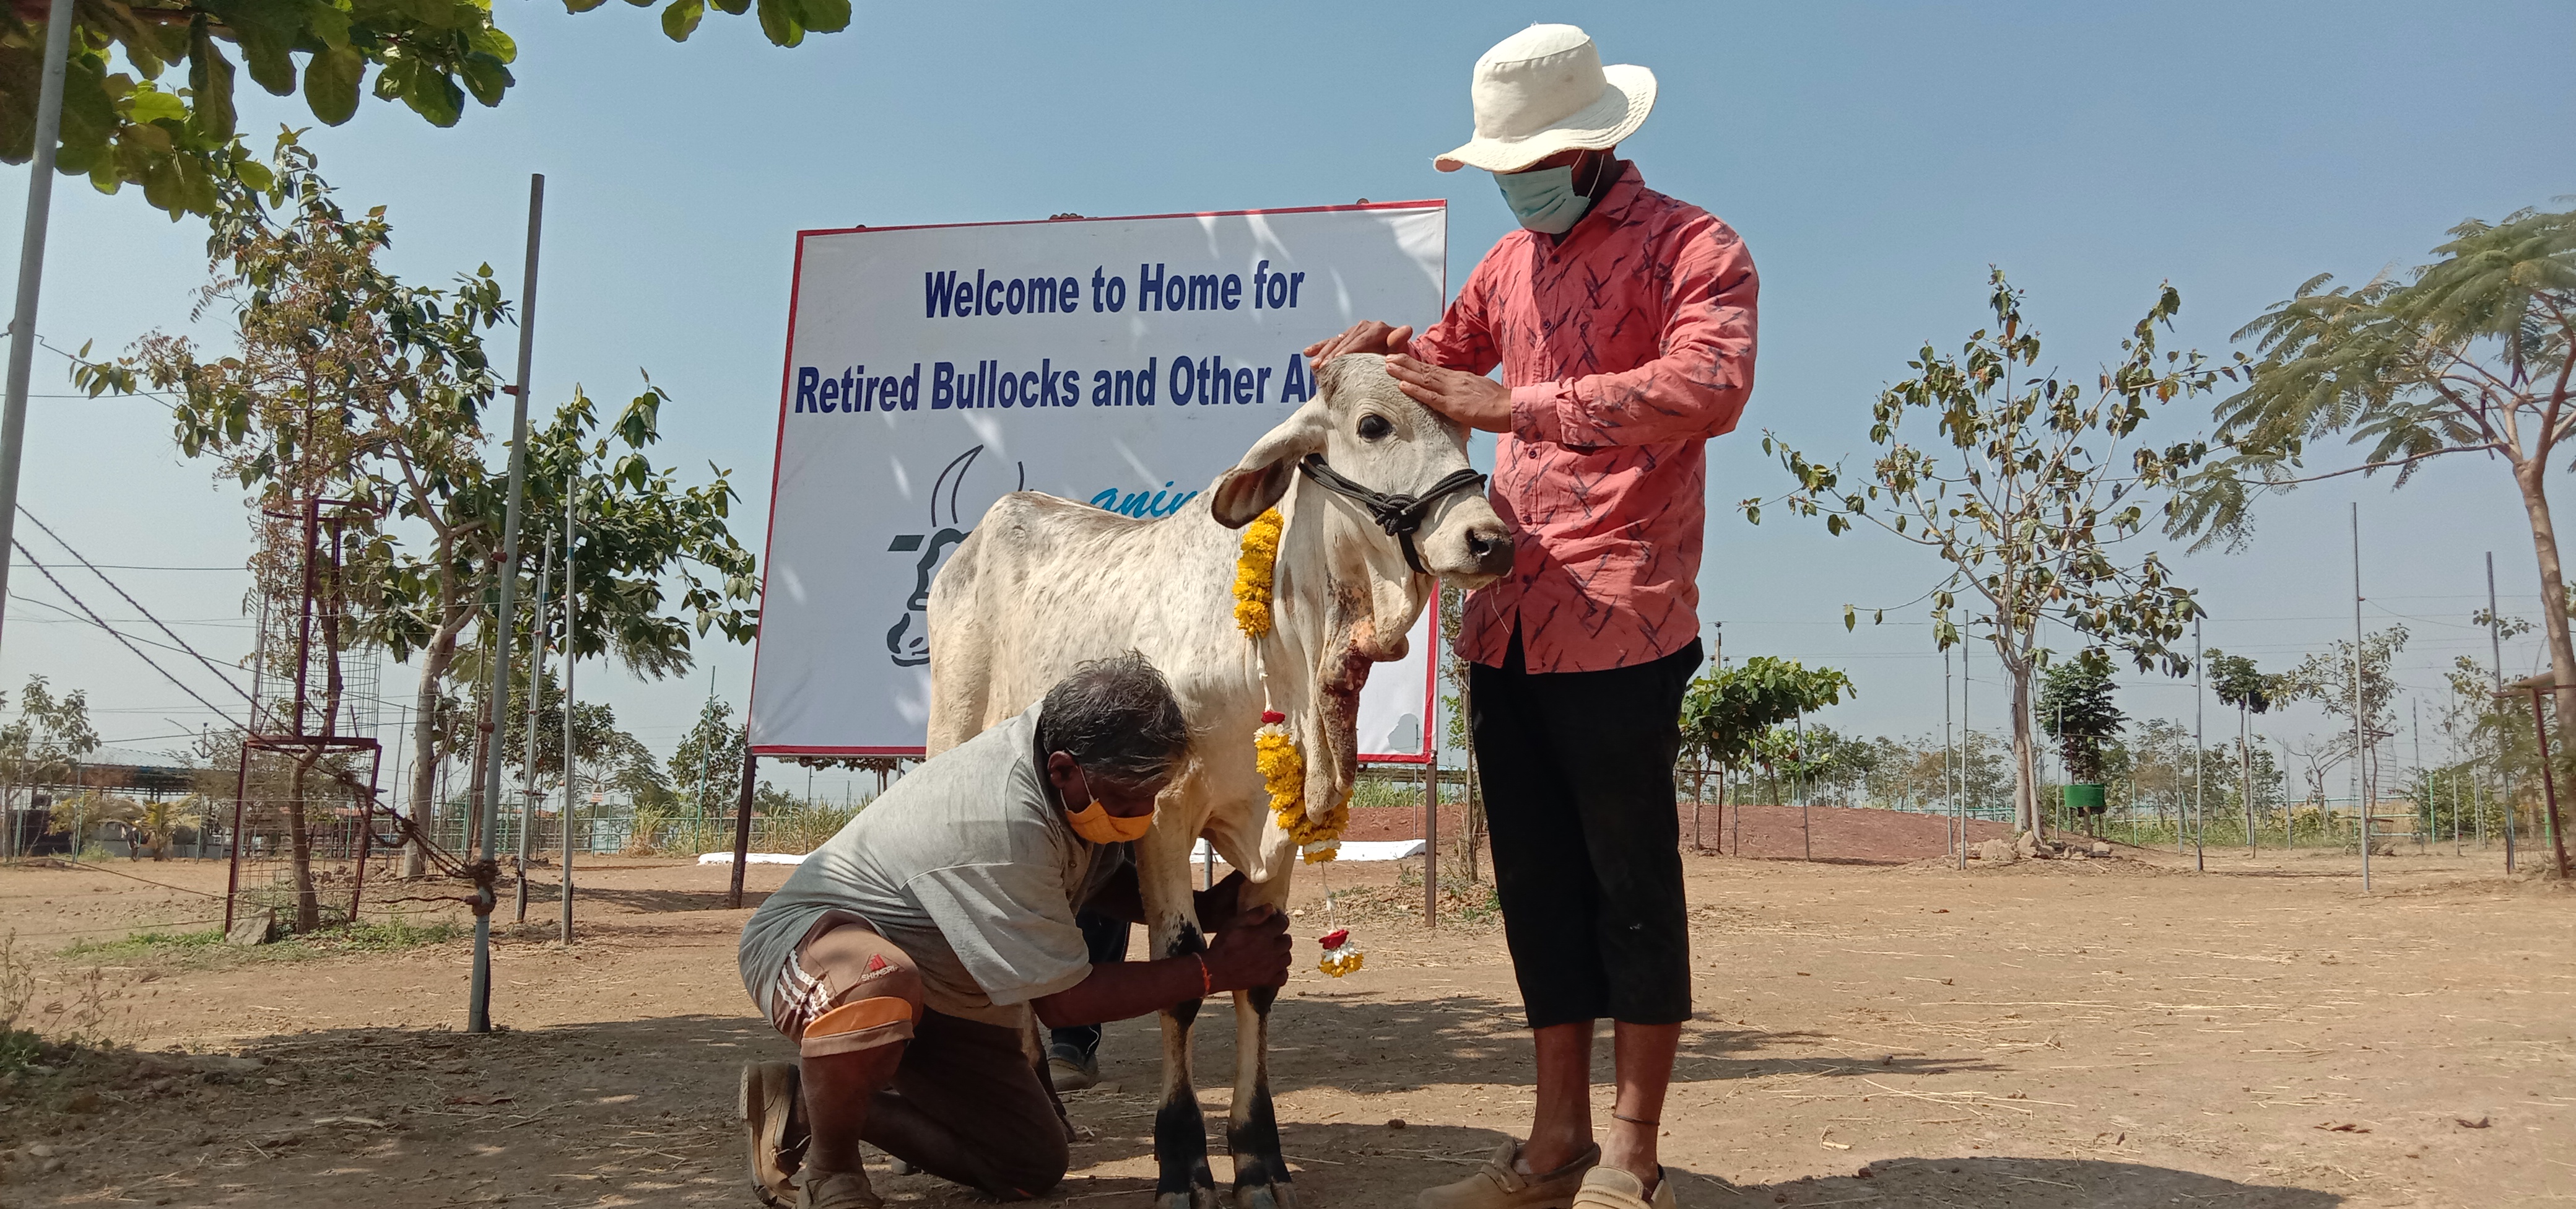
top-left (748, 203), bottom-right (1449, 759)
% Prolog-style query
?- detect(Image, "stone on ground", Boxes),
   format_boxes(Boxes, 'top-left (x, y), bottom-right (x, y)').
top-left (225, 909), bottom-right (275, 947)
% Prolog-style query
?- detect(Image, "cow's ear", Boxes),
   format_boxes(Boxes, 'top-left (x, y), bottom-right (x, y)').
top-left (1210, 398), bottom-right (1331, 529)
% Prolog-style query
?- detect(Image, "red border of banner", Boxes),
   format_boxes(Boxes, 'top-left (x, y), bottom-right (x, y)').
top-left (747, 200), bottom-right (1450, 764)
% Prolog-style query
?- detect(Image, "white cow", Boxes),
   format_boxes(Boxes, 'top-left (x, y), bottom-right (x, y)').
top-left (926, 354), bottom-right (1512, 1208)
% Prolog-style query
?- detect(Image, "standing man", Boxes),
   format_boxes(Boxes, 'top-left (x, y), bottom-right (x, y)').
top-left (1308, 23), bottom-right (1757, 1209)
top-left (736, 653), bottom-right (1292, 1208)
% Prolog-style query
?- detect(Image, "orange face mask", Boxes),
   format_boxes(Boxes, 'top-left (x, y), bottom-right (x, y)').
top-left (1066, 800), bottom-right (1155, 845)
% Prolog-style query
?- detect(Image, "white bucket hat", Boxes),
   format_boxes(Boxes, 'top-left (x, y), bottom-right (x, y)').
top-left (1434, 24), bottom-right (1656, 173)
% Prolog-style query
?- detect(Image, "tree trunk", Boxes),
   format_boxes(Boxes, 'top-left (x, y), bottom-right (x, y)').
top-left (2515, 462), bottom-right (2576, 877)
top-left (399, 618), bottom-right (466, 878)
top-left (2006, 648), bottom-right (2042, 839)
top-left (2241, 704), bottom-right (2255, 853)
top-left (1690, 754), bottom-right (1707, 851)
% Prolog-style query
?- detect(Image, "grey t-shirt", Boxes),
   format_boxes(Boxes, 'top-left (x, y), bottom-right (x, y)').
top-left (736, 704), bottom-right (1121, 1028)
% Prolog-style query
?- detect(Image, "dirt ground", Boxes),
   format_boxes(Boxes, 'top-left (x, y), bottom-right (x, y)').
top-left (1340, 801), bottom-right (2015, 862)
top-left (2, 821), bottom-right (2569, 1208)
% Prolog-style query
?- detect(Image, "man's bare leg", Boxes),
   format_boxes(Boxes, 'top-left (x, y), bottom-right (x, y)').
top-left (1520, 1021), bottom-right (1596, 1174)
top-left (1604, 1021), bottom-right (1679, 1187)
top-left (1518, 1019), bottom-right (1677, 1189)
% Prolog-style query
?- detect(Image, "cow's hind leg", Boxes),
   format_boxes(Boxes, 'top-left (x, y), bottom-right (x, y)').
top-left (1152, 917), bottom-right (1219, 1209)
top-left (1226, 982), bottom-right (1294, 1209)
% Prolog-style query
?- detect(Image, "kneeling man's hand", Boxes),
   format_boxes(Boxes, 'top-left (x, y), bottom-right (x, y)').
top-left (1196, 869), bottom-right (1257, 930)
top-left (1204, 905), bottom-right (1294, 991)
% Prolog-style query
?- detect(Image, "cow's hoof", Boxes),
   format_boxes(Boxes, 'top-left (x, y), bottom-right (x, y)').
top-left (1156, 1191), bottom-right (1220, 1209)
top-left (1233, 1181), bottom-right (1297, 1209)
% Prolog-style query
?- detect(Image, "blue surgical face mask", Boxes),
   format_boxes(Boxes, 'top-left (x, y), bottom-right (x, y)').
top-left (1495, 164), bottom-right (1591, 235)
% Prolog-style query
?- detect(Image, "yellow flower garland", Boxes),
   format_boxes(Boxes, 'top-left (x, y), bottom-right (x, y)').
top-left (1235, 508), bottom-right (1345, 862)
top-left (1232, 508), bottom-right (1283, 639)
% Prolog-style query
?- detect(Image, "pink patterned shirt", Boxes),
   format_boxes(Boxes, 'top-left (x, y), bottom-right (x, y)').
top-left (1414, 162), bottom-right (1760, 673)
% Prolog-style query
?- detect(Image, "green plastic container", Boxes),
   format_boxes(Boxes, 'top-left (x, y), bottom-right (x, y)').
top-left (2063, 783), bottom-right (2107, 813)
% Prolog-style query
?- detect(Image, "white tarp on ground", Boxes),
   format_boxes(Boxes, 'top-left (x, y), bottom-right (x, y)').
top-left (747, 203), bottom-right (1448, 762)
top-left (706, 839), bottom-right (1429, 867)
top-left (1191, 837), bottom-right (1424, 863)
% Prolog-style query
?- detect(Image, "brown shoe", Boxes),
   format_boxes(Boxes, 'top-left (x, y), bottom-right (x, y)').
top-left (739, 1060), bottom-right (808, 1208)
top-left (1417, 1141), bottom-right (1601, 1209)
top-left (1571, 1165), bottom-right (1677, 1208)
top-left (797, 1169), bottom-right (884, 1209)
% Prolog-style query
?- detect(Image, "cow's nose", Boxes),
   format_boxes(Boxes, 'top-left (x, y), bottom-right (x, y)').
top-left (1466, 525), bottom-right (1514, 578)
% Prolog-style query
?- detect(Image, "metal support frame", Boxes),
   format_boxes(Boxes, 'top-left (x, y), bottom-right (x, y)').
top-left (728, 730), bottom-right (757, 909)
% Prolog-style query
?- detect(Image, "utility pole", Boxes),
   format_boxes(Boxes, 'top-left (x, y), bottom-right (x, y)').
top-left (2242, 686), bottom-right (2256, 856)
top-left (2193, 616), bottom-right (2205, 871)
top-left (468, 173), bottom-right (544, 1034)
top-left (1796, 712), bottom-right (1809, 861)
top-left (561, 470), bottom-right (578, 943)
top-left (0, 0), bottom-right (79, 664)
top-left (2489, 551), bottom-right (2513, 872)
top-left (1964, 637), bottom-right (1974, 837)
top-left (2413, 698), bottom-right (2424, 852)
top-left (1946, 643), bottom-right (1958, 866)
top-left (2354, 504), bottom-right (2369, 893)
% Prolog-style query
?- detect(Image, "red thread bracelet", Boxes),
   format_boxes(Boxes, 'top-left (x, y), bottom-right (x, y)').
top-left (1193, 954), bottom-right (1212, 997)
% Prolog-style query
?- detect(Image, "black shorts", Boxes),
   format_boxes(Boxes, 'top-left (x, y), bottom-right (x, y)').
top-left (1471, 633), bottom-right (1701, 1029)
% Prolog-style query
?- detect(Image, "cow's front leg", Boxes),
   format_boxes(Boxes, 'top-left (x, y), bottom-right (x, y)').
top-left (1145, 871), bottom-right (1218, 1209)
top-left (1225, 870), bottom-right (1296, 1209)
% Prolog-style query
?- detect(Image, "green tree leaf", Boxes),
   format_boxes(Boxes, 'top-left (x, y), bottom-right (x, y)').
top-left (754, 0), bottom-right (804, 46)
top-left (186, 19), bottom-right (237, 141)
top-left (124, 85), bottom-right (186, 125)
top-left (458, 53), bottom-right (512, 108)
top-left (304, 45), bottom-right (365, 126)
top-left (391, 61), bottom-right (463, 124)
top-left (661, 0), bottom-right (705, 41)
top-left (796, 0), bottom-right (851, 34)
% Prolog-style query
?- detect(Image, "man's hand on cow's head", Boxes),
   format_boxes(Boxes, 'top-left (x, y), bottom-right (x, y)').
top-left (1203, 904), bottom-right (1294, 990)
top-left (1385, 354), bottom-right (1513, 433)
top-left (1303, 320), bottom-right (1415, 380)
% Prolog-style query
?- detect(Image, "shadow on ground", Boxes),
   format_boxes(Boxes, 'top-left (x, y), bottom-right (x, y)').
top-left (14, 1009), bottom-right (2336, 1209)
top-left (1227, 989), bottom-right (1999, 1097)
top-left (537, 881), bottom-right (773, 914)
top-left (1674, 1155), bottom-right (2341, 1208)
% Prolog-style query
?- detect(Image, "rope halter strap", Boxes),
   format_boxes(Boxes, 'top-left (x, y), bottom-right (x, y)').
top-left (1294, 454), bottom-right (1488, 576)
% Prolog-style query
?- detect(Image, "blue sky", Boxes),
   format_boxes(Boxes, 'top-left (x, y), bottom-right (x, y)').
top-left (3, 1), bottom-right (2569, 795)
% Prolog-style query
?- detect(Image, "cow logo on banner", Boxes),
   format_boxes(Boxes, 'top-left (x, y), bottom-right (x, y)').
top-left (748, 202), bottom-right (1450, 761)
top-left (881, 445), bottom-right (1022, 668)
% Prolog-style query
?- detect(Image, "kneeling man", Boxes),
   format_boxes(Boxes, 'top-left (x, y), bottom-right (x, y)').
top-left (736, 653), bottom-right (1292, 1208)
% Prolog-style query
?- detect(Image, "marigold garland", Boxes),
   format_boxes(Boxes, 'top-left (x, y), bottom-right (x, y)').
top-left (1317, 927), bottom-right (1364, 977)
top-left (1238, 513), bottom-right (1346, 863)
top-left (1232, 508), bottom-right (1283, 639)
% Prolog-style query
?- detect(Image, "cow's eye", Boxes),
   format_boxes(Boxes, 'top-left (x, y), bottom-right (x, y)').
top-left (1357, 414), bottom-right (1393, 441)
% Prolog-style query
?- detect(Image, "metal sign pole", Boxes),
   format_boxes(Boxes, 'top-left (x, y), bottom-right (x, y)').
top-left (0, 0), bottom-right (82, 660)
top-left (468, 173), bottom-right (544, 1034)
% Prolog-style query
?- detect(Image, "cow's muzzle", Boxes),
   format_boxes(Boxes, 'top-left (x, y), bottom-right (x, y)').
top-left (1296, 454), bottom-right (1489, 577)
top-left (1463, 520), bottom-right (1514, 580)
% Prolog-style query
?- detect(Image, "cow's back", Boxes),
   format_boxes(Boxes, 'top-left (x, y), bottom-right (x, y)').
top-left (925, 491), bottom-right (1209, 755)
